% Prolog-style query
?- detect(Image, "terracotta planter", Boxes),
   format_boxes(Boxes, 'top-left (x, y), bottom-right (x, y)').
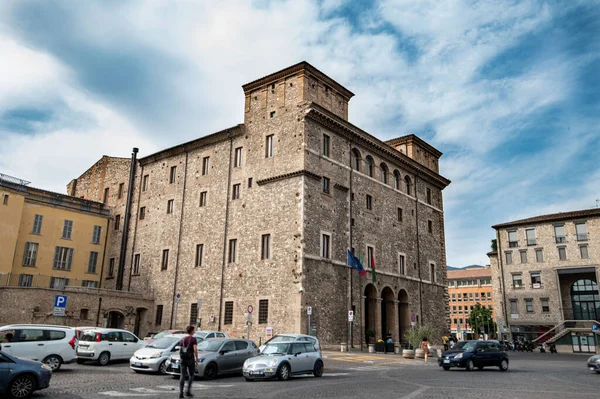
top-left (402, 349), bottom-right (415, 359)
top-left (415, 348), bottom-right (425, 358)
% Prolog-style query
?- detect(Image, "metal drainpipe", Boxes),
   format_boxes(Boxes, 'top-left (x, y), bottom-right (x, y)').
top-left (218, 138), bottom-right (234, 331)
top-left (116, 148), bottom-right (138, 291)
top-left (415, 172), bottom-right (423, 325)
top-left (170, 150), bottom-right (189, 329)
top-left (127, 165), bottom-right (144, 292)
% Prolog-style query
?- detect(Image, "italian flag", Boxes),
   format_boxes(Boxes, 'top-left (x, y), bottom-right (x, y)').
top-left (371, 254), bottom-right (377, 283)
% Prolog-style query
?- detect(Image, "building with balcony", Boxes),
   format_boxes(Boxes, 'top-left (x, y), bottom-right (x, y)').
top-left (447, 266), bottom-right (495, 339)
top-left (488, 208), bottom-right (600, 353)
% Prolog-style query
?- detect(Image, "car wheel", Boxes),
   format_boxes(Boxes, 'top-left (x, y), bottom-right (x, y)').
top-left (313, 360), bottom-right (324, 377)
top-left (499, 359), bottom-right (509, 372)
top-left (442, 366), bottom-right (451, 371)
top-left (9, 374), bottom-right (36, 398)
top-left (43, 355), bottom-right (63, 371)
top-left (76, 358), bottom-right (87, 365)
top-left (277, 363), bottom-right (291, 381)
top-left (465, 359), bottom-right (474, 371)
top-left (158, 360), bottom-right (167, 375)
top-left (203, 363), bottom-right (217, 380)
top-left (595, 370), bottom-right (600, 374)
top-left (97, 352), bottom-right (110, 366)
top-left (244, 377), bottom-right (254, 382)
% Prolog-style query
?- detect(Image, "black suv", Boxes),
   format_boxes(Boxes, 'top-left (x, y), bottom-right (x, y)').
top-left (438, 340), bottom-right (509, 371)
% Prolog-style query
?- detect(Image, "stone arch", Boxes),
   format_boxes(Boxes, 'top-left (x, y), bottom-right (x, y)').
top-left (365, 156), bottom-right (374, 177)
top-left (380, 163), bottom-right (389, 185)
top-left (381, 286), bottom-right (395, 341)
top-left (364, 284), bottom-right (378, 343)
top-left (393, 170), bottom-right (401, 190)
top-left (571, 279), bottom-right (599, 320)
top-left (105, 309), bottom-right (125, 329)
top-left (351, 148), bottom-right (361, 172)
top-left (398, 289), bottom-right (410, 344)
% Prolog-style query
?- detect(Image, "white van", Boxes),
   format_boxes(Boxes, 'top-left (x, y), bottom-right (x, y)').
top-left (0, 324), bottom-right (77, 371)
top-left (76, 328), bottom-right (145, 365)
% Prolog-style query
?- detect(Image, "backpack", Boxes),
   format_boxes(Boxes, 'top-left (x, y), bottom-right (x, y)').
top-left (179, 337), bottom-right (195, 362)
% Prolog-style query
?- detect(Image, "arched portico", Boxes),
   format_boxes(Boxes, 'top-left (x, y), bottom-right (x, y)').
top-left (381, 287), bottom-right (396, 341)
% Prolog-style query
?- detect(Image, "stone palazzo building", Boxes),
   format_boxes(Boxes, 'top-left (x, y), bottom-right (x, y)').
top-left (488, 208), bottom-right (600, 353)
top-left (69, 62), bottom-right (451, 346)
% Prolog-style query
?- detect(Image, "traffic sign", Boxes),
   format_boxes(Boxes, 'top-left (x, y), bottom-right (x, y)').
top-left (410, 313), bottom-right (416, 323)
top-left (246, 321), bottom-right (253, 327)
top-left (592, 324), bottom-right (599, 332)
top-left (53, 295), bottom-right (67, 317)
top-left (175, 293), bottom-right (181, 303)
top-left (307, 306), bottom-right (312, 315)
top-left (266, 327), bottom-right (273, 339)
top-left (248, 305), bottom-right (254, 314)
top-left (348, 310), bottom-right (354, 322)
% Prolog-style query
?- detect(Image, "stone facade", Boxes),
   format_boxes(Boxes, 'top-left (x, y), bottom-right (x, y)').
top-left (488, 208), bottom-right (600, 352)
top-left (69, 62), bottom-right (451, 346)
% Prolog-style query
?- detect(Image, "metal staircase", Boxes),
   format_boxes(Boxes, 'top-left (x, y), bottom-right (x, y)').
top-left (533, 320), bottom-right (600, 344)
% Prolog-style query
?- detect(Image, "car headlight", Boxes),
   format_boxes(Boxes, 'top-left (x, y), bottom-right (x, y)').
top-left (151, 352), bottom-right (161, 359)
top-left (243, 360), bottom-right (249, 368)
top-left (454, 353), bottom-right (463, 359)
top-left (270, 359), bottom-right (278, 367)
top-left (41, 364), bottom-right (53, 372)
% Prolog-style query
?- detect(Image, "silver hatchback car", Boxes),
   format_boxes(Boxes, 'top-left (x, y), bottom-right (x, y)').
top-left (165, 338), bottom-right (259, 379)
top-left (243, 340), bottom-right (324, 381)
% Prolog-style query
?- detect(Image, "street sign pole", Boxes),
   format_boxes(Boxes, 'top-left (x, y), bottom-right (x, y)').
top-left (307, 306), bottom-right (312, 336)
top-left (173, 293), bottom-right (181, 329)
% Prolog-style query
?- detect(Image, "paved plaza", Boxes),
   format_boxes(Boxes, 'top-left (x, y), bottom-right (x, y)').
top-left (30, 351), bottom-right (598, 399)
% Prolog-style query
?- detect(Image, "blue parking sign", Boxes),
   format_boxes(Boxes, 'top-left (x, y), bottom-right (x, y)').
top-left (593, 324), bottom-right (599, 332)
top-left (53, 295), bottom-right (68, 316)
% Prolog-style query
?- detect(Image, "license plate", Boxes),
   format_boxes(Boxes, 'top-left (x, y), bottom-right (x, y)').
top-left (250, 371), bottom-right (261, 375)
top-left (590, 367), bottom-right (595, 371)
top-left (172, 364), bottom-right (180, 369)
top-left (443, 360), bottom-right (450, 364)
top-left (133, 362), bottom-right (143, 367)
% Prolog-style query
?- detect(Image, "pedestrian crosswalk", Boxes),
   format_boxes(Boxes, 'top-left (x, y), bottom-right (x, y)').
top-left (99, 384), bottom-right (234, 397)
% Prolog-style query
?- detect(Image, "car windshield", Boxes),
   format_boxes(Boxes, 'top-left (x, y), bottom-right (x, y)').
top-left (197, 340), bottom-right (223, 352)
top-left (262, 343), bottom-right (291, 355)
top-left (147, 337), bottom-right (179, 349)
top-left (454, 341), bottom-right (478, 351)
top-left (152, 331), bottom-right (173, 341)
top-left (195, 332), bottom-right (208, 340)
top-left (267, 335), bottom-right (294, 344)
top-left (80, 332), bottom-right (97, 342)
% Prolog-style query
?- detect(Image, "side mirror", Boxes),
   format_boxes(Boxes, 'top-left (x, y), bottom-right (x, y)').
top-left (219, 350), bottom-right (227, 356)
top-left (294, 352), bottom-right (301, 357)
top-left (174, 346), bottom-right (181, 351)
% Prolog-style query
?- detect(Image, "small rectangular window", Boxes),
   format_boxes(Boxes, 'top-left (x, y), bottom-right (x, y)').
top-left (224, 301), bottom-right (233, 325)
top-left (367, 246), bottom-right (374, 268)
top-left (398, 254), bottom-right (405, 275)
top-left (53, 247), bottom-right (74, 270)
top-left (512, 273), bottom-right (522, 288)
top-left (261, 234), bottom-right (271, 260)
top-left (88, 251), bottom-right (98, 273)
top-left (62, 220), bottom-right (73, 239)
top-left (248, 178), bottom-right (253, 188)
top-left (228, 239), bottom-right (237, 263)
top-left (169, 166), bottom-right (177, 184)
top-left (232, 184), bottom-right (241, 200)
top-left (167, 199), bottom-right (174, 214)
top-left (133, 254), bottom-right (140, 275)
top-left (541, 298), bottom-right (550, 312)
top-left (535, 248), bottom-right (543, 262)
top-left (526, 228), bottom-right (536, 246)
top-left (508, 230), bottom-right (518, 247)
top-left (428, 220), bottom-right (433, 234)
top-left (510, 300), bottom-right (518, 314)
top-left (103, 187), bottom-right (109, 204)
top-left (397, 207), bottom-right (403, 223)
top-left (580, 245), bottom-right (589, 259)
top-left (139, 206), bottom-right (146, 220)
top-left (575, 222), bottom-right (588, 241)
top-left (558, 246), bottom-right (567, 260)
top-left (525, 299), bottom-right (533, 313)
top-left (259, 299), bottom-right (268, 324)
top-left (426, 188), bottom-right (432, 205)
top-left (92, 225), bottom-right (102, 244)
top-left (142, 174), bottom-right (149, 191)
top-left (161, 249), bottom-right (169, 271)
top-left (118, 183), bottom-right (124, 199)
top-left (321, 233), bottom-right (331, 259)
top-left (108, 258), bottom-right (115, 277)
top-left (265, 135), bottom-right (274, 158)
top-left (366, 194), bottom-right (372, 210)
top-left (199, 191), bottom-right (207, 207)
top-left (202, 157), bottom-right (210, 175)
top-left (195, 244), bottom-right (203, 267)
top-left (520, 250), bottom-right (527, 264)
top-left (270, 111), bottom-right (276, 118)
top-left (155, 305), bottom-right (163, 325)
top-left (530, 272), bottom-right (541, 288)
top-left (22, 242), bottom-right (39, 267)
top-left (322, 177), bottom-right (330, 194)
top-left (2, 194), bottom-right (8, 205)
top-left (189, 303), bottom-right (198, 326)
top-left (554, 225), bottom-right (566, 243)
top-left (32, 214), bottom-right (43, 234)
top-left (429, 263), bottom-right (435, 282)
top-left (234, 147), bottom-right (243, 167)
top-left (505, 251), bottom-right (513, 265)
top-left (322, 134), bottom-right (330, 157)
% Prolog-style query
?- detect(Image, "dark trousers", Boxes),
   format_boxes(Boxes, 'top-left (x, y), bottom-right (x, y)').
top-left (443, 344), bottom-right (449, 351)
top-left (179, 362), bottom-right (195, 393)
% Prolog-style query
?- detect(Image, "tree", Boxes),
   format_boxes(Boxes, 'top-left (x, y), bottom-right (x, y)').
top-left (467, 303), bottom-right (496, 338)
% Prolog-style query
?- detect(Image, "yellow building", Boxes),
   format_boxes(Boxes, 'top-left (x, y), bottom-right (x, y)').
top-left (0, 173), bottom-right (110, 289)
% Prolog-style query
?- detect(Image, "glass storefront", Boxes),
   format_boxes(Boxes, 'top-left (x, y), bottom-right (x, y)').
top-left (571, 279), bottom-right (600, 321)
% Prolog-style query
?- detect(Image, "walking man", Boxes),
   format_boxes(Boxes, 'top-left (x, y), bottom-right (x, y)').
top-left (179, 325), bottom-right (198, 398)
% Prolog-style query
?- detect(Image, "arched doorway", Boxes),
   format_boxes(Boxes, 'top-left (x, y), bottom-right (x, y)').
top-left (381, 287), bottom-right (395, 341)
top-left (105, 310), bottom-right (125, 329)
top-left (364, 284), bottom-right (377, 343)
top-left (571, 279), bottom-right (600, 320)
top-left (398, 290), bottom-right (410, 344)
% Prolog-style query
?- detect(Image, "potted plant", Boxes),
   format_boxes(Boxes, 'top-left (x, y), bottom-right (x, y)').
top-left (404, 325), bottom-right (436, 359)
top-left (366, 329), bottom-right (376, 353)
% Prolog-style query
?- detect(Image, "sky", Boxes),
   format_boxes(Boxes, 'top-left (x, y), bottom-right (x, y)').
top-left (0, 0), bottom-right (599, 268)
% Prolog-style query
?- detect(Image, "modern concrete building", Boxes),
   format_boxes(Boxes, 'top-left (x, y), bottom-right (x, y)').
top-left (488, 208), bottom-right (600, 353)
top-left (447, 266), bottom-right (495, 339)
top-left (68, 62), bottom-right (451, 347)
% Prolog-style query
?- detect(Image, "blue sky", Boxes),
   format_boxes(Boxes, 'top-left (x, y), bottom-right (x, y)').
top-left (0, 0), bottom-right (598, 267)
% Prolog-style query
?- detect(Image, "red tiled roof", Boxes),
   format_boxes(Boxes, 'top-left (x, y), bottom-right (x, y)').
top-left (447, 267), bottom-right (491, 279)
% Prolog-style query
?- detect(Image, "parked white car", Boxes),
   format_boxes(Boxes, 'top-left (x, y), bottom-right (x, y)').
top-left (243, 340), bottom-right (323, 381)
top-left (258, 334), bottom-right (321, 354)
top-left (76, 328), bottom-right (145, 365)
top-left (0, 324), bottom-right (77, 371)
top-left (130, 334), bottom-right (186, 374)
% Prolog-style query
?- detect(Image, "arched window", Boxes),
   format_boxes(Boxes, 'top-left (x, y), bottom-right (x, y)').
top-left (393, 170), bottom-right (401, 190)
top-left (351, 149), bottom-right (361, 172)
top-left (571, 279), bottom-right (599, 320)
top-left (380, 163), bottom-right (389, 185)
top-left (365, 156), bottom-right (374, 177)
top-left (404, 175), bottom-right (412, 195)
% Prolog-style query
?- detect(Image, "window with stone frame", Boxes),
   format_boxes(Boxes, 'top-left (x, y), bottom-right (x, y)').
top-left (202, 157), bottom-right (210, 175)
top-left (199, 191), bottom-right (207, 207)
top-left (558, 246), bottom-right (567, 261)
top-left (428, 220), bottom-right (433, 234)
top-left (541, 298), bottom-right (550, 312)
top-left (512, 273), bottom-right (523, 289)
top-left (426, 187), bottom-right (432, 205)
top-left (32, 214), bottom-right (43, 235)
top-left (155, 305), bottom-right (163, 325)
top-left (189, 303), bottom-right (198, 326)
top-left (108, 258), bottom-right (115, 277)
top-left (530, 271), bottom-right (541, 288)
top-left (232, 184), bottom-right (241, 200)
top-left (397, 207), bottom-right (403, 223)
top-left (161, 249), bottom-right (169, 270)
top-left (321, 233), bottom-right (331, 259)
top-left (62, 220), bottom-right (73, 239)
top-left (520, 250), bottom-right (527, 264)
top-left (366, 194), bottom-right (372, 210)
top-left (103, 187), bottom-right (109, 204)
top-left (167, 199), bottom-right (174, 214)
top-left (142, 174), bottom-right (149, 191)
top-left (22, 242), bottom-right (38, 267)
top-left (525, 298), bottom-right (534, 313)
top-left (505, 251), bottom-right (513, 265)
top-left (234, 147), bottom-right (243, 167)
top-left (92, 225), bottom-right (102, 244)
top-left (322, 177), bottom-right (330, 194)
top-left (53, 247), bottom-right (73, 270)
top-left (224, 301), bottom-right (234, 325)
top-left (195, 244), bottom-right (203, 267)
top-left (88, 251), bottom-right (98, 274)
top-left (265, 135), bottom-right (274, 158)
top-left (139, 206), bottom-right (146, 220)
top-left (322, 134), bottom-right (330, 157)
top-left (579, 245), bottom-right (589, 259)
top-left (398, 253), bottom-right (406, 275)
top-left (258, 299), bottom-right (268, 324)
top-left (510, 300), bottom-right (518, 315)
top-left (118, 182), bottom-right (124, 199)
top-left (169, 166), bottom-right (177, 184)
top-left (228, 239), bottom-right (237, 263)
top-left (133, 254), bottom-right (141, 275)
top-left (535, 248), bottom-right (543, 262)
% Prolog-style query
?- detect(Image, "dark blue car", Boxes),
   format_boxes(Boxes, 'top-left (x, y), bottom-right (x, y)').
top-left (438, 340), bottom-right (509, 371)
top-left (0, 349), bottom-right (52, 398)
